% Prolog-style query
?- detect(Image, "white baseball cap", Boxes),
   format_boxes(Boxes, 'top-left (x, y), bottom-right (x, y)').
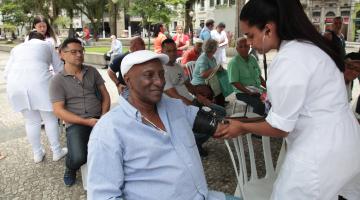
top-left (121, 50), bottom-right (169, 78)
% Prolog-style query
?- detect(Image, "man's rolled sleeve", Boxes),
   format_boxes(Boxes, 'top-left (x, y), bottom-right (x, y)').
top-left (93, 68), bottom-right (105, 86)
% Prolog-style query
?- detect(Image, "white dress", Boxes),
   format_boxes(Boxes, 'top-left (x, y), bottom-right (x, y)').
top-left (266, 40), bottom-right (360, 200)
top-left (210, 30), bottom-right (228, 65)
top-left (4, 39), bottom-right (63, 112)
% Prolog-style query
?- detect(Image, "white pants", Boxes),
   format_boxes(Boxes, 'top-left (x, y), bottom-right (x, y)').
top-left (21, 110), bottom-right (61, 156)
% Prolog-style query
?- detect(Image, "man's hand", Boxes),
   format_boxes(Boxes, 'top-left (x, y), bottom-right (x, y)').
top-left (213, 120), bottom-right (247, 139)
top-left (86, 118), bottom-right (99, 127)
top-left (196, 94), bottom-right (212, 106)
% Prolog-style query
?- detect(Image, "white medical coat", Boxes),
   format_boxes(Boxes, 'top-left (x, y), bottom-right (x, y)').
top-left (266, 40), bottom-right (360, 200)
top-left (210, 30), bottom-right (228, 65)
top-left (5, 39), bottom-right (63, 112)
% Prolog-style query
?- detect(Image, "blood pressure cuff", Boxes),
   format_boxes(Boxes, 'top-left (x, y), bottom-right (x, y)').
top-left (192, 108), bottom-right (225, 136)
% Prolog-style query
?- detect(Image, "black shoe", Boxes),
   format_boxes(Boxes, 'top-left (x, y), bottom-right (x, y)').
top-left (102, 65), bottom-right (108, 69)
top-left (64, 168), bottom-right (76, 187)
top-left (198, 146), bottom-right (208, 157)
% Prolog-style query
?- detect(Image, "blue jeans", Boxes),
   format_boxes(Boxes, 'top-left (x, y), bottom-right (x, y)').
top-left (65, 124), bottom-right (93, 170)
top-left (236, 93), bottom-right (265, 116)
top-left (225, 194), bottom-right (242, 200)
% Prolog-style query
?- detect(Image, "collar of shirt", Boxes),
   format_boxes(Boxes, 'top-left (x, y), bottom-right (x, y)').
top-left (61, 65), bottom-right (89, 77)
top-left (118, 95), bottom-right (167, 125)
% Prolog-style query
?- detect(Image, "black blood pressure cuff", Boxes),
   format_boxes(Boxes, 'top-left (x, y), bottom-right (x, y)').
top-left (192, 108), bottom-right (227, 136)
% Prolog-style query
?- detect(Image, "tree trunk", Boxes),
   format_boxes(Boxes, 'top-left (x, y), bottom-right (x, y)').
top-left (184, 1), bottom-right (192, 35)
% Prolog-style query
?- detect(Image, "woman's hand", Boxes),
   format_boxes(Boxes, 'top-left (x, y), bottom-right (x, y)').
top-left (213, 120), bottom-right (248, 139)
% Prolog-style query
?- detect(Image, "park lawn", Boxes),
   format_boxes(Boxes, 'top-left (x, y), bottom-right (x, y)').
top-left (85, 46), bottom-right (129, 54)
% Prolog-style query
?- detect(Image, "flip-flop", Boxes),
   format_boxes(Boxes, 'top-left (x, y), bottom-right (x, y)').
top-left (0, 153), bottom-right (6, 160)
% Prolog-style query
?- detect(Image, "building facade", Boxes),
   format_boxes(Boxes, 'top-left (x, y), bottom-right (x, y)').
top-left (303, 0), bottom-right (356, 41)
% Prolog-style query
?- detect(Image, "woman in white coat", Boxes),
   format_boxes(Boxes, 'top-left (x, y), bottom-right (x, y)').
top-left (210, 22), bottom-right (228, 66)
top-left (215, 0), bottom-right (360, 199)
top-left (5, 31), bottom-right (67, 163)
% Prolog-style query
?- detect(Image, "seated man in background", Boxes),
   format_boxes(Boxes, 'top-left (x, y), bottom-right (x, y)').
top-left (227, 37), bottom-right (266, 116)
top-left (181, 38), bottom-right (203, 66)
top-left (162, 39), bottom-right (226, 157)
top-left (103, 35), bottom-right (122, 69)
top-left (50, 38), bottom-right (111, 186)
top-left (87, 50), bottom-right (240, 200)
top-left (344, 52), bottom-right (360, 123)
top-left (107, 36), bottom-right (145, 96)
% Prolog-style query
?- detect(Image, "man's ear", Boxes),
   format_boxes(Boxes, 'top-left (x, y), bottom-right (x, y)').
top-left (123, 74), bottom-right (131, 88)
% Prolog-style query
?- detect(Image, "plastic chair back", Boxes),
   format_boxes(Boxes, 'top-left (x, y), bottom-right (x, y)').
top-left (185, 61), bottom-right (196, 81)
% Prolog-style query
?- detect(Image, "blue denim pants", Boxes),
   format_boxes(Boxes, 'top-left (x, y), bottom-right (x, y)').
top-left (65, 124), bottom-right (93, 170)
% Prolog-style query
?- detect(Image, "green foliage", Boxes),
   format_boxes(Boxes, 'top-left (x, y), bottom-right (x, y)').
top-left (0, 1), bottom-right (28, 27)
top-left (128, 0), bottom-right (185, 25)
top-left (53, 16), bottom-right (71, 28)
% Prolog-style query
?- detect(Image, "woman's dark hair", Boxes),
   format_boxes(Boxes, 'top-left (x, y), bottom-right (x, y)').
top-left (161, 38), bottom-right (176, 48)
top-left (32, 15), bottom-right (58, 43)
top-left (240, 0), bottom-right (344, 72)
top-left (154, 23), bottom-right (164, 37)
top-left (28, 30), bottom-right (45, 41)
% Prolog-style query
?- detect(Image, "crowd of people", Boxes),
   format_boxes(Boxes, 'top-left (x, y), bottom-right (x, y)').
top-left (2, 0), bottom-right (360, 199)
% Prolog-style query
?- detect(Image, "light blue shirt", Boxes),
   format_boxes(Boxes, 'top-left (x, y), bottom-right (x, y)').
top-left (87, 96), bottom-right (226, 200)
top-left (200, 27), bottom-right (212, 41)
top-left (191, 53), bottom-right (218, 85)
top-left (111, 39), bottom-right (122, 54)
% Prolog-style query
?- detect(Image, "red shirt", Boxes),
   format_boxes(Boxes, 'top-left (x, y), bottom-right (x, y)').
top-left (173, 34), bottom-right (189, 57)
top-left (181, 48), bottom-right (200, 65)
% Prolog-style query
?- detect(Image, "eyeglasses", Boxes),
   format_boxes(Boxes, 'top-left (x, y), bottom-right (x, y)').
top-left (63, 49), bottom-right (85, 55)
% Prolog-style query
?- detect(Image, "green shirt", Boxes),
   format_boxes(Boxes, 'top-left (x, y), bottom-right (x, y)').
top-left (227, 54), bottom-right (262, 93)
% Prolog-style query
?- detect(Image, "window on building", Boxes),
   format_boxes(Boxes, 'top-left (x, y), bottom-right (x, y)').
top-left (200, 0), bottom-right (205, 10)
top-left (216, 0), bottom-right (221, 5)
top-left (210, 0), bottom-right (214, 7)
top-left (325, 11), bottom-right (336, 17)
top-left (356, 11), bottom-right (360, 18)
top-left (223, 0), bottom-right (228, 5)
top-left (312, 11), bottom-right (321, 17)
top-left (341, 11), bottom-right (350, 16)
top-left (230, 0), bottom-right (235, 5)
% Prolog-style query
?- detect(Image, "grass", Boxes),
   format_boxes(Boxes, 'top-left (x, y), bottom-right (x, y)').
top-left (85, 46), bottom-right (129, 54)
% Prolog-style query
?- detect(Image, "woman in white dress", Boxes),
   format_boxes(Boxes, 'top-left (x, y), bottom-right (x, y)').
top-left (5, 31), bottom-right (67, 163)
top-left (210, 22), bottom-right (228, 66)
top-left (215, 0), bottom-right (360, 199)
top-left (25, 15), bottom-right (61, 49)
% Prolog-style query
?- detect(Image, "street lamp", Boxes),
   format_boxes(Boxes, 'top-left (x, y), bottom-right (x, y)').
top-left (188, 10), bottom-right (194, 45)
top-left (27, 13), bottom-right (32, 31)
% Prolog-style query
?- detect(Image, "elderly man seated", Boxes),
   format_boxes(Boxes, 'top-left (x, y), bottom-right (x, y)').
top-left (103, 35), bottom-right (122, 69)
top-left (227, 37), bottom-right (266, 116)
top-left (86, 50), bottom-right (241, 200)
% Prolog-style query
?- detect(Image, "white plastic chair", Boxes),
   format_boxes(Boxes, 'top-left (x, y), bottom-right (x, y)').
top-left (185, 61), bottom-right (196, 81)
top-left (175, 57), bottom-right (182, 64)
top-left (224, 112), bottom-right (286, 200)
top-left (81, 163), bottom-right (88, 190)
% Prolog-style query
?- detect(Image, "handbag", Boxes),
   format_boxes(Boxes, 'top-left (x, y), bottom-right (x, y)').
top-left (205, 67), bottom-right (222, 97)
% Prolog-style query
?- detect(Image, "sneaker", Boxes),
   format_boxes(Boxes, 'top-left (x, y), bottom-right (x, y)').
top-left (64, 168), bottom-right (76, 186)
top-left (34, 148), bottom-right (45, 163)
top-left (53, 147), bottom-right (68, 161)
